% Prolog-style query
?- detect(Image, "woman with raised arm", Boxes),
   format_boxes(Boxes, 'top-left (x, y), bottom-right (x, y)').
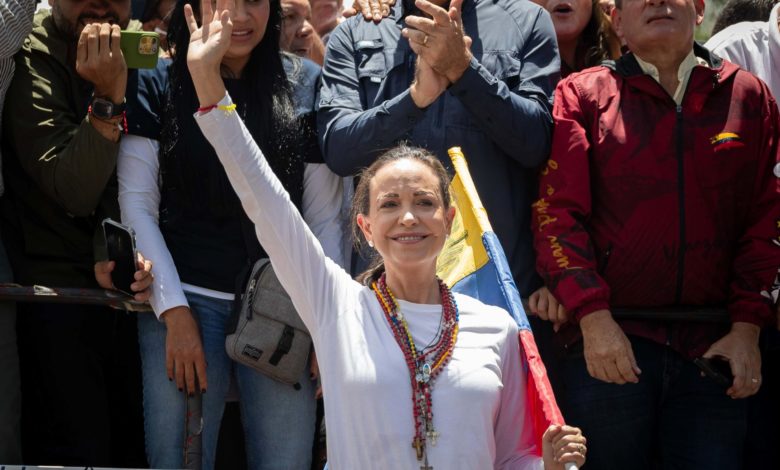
top-left (184, 0), bottom-right (588, 468)
top-left (118, 0), bottom-right (344, 467)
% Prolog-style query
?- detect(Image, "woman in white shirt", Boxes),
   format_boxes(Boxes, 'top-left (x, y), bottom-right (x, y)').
top-left (118, 0), bottom-right (343, 467)
top-left (181, 0), bottom-right (588, 468)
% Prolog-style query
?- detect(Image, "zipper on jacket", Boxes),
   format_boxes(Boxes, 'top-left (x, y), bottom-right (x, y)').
top-left (674, 105), bottom-right (685, 304)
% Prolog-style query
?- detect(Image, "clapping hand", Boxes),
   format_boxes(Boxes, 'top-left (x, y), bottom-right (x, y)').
top-left (402, 0), bottom-right (472, 83)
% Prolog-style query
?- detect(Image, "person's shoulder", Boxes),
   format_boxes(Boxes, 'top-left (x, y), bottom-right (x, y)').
top-left (126, 58), bottom-right (171, 139)
top-left (723, 58), bottom-right (776, 104)
top-left (705, 20), bottom-right (769, 54)
top-left (284, 53), bottom-right (320, 87)
top-left (284, 53), bottom-right (321, 116)
top-left (493, 0), bottom-right (546, 16)
top-left (490, 0), bottom-right (548, 27)
top-left (557, 64), bottom-right (617, 97)
top-left (25, 9), bottom-right (56, 55)
top-left (332, 4), bottom-right (402, 45)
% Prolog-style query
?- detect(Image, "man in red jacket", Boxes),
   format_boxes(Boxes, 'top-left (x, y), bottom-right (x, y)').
top-left (532, 0), bottom-right (780, 467)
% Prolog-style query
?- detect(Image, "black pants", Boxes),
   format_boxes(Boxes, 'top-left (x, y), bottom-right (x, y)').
top-left (17, 302), bottom-right (146, 467)
top-left (559, 337), bottom-right (747, 470)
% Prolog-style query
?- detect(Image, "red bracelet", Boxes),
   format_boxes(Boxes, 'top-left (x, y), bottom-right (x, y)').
top-left (198, 104), bottom-right (217, 113)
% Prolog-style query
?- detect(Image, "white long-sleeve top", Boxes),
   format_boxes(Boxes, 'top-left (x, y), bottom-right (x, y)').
top-left (705, 3), bottom-right (780, 101)
top-left (117, 134), bottom-right (345, 317)
top-left (193, 96), bottom-right (544, 470)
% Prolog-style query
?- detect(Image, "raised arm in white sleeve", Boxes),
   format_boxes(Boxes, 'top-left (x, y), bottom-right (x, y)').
top-left (194, 95), bottom-right (357, 334)
top-left (117, 135), bottom-right (189, 319)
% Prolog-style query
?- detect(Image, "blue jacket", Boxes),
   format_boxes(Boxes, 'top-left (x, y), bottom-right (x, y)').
top-left (317, 0), bottom-right (560, 295)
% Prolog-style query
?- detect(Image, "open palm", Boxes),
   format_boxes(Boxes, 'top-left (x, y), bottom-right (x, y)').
top-left (185, 0), bottom-right (234, 73)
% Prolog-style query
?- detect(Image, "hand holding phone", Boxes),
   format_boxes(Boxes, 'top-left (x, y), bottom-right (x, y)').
top-left (693, 356), bottom-right (734, 388)
top-left (102, 218), bottom-right (138, 296)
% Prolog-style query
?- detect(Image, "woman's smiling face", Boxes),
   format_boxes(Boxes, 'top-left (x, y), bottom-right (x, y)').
top-left (357, 159), bottom-right (454, 274)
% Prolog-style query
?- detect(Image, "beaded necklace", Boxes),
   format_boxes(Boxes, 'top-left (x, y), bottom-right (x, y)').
top-left (371, 273), bottom-right (459, 470)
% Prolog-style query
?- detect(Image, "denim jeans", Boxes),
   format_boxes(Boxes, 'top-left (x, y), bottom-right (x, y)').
top-left (138, 292), bottom-right (316, 470)
top-left (0, 232), bottom-right (21, 463)
top-left (559, 336), bottom-right (746, 470)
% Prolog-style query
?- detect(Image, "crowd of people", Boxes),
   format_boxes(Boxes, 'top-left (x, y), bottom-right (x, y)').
top-left (0, 0), bottom-right (778, 468)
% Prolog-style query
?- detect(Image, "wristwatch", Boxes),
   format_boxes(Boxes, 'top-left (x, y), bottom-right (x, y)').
top-left (89, 96), bottom-right (126, 120)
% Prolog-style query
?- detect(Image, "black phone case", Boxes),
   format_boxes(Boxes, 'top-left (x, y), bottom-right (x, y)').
top-left (102, 219), bottom-right (137, 296)
top-left (693, 357), bottom-right (733, 387)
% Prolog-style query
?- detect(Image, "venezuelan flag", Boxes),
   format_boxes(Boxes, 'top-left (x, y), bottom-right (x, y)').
top-left (436, 147), bottom-right (565, 459)
top-left (710, 132), bottom-right (744, 151)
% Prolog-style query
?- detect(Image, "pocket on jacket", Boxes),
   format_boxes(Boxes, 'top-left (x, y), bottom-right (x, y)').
top-left (355, 41), bottom-right (405, 107)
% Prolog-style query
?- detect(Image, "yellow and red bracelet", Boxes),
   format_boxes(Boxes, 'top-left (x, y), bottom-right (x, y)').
top-left (197, 103), bottom-right (237, 114)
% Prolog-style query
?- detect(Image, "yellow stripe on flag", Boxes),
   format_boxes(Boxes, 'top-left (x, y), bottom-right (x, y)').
top-left (436, 147), bottom-right (491, 287)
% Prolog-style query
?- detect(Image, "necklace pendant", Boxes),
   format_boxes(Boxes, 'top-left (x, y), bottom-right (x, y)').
top-left (422, 362), bottom-right (432, 382)
top-left (416, 362), bottom-right (432, 384)
top-left (412, 437), bottom-right (425, 460)
top-left (427, 429), bottom-right (440, 446)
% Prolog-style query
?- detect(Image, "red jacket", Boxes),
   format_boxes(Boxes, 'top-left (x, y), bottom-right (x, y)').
top-left (532, 46), bottom-right (780, 357)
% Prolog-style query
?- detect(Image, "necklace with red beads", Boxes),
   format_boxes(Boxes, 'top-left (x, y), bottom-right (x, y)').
top-left (371, 272), bottom-right (459, 470)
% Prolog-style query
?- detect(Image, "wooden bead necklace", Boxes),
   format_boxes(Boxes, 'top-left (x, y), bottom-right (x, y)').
top-left (371, 273), bottom-right (459, 470)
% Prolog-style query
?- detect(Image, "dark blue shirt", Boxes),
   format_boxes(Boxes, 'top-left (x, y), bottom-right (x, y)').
top-left (317, 0), bottom-right (560, 295)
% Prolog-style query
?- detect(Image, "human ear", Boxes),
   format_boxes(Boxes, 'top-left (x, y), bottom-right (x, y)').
top-left (611, 7), bottom-right (623, 40)
top-left (357, 213), bottom-right (373, 246)
top-left (694, 0), bottom-right (705, 25)
top-left (445, 206), bottom-right (456, 234)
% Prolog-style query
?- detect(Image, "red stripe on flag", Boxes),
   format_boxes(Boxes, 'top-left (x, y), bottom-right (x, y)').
top-left (519, 329), bottom-right (564, 454)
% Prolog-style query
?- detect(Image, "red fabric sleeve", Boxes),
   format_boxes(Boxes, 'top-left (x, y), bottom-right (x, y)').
top-left (531, 78), bottom-right (611, 321)
top-left (728, 79), bottom-right (780, 327)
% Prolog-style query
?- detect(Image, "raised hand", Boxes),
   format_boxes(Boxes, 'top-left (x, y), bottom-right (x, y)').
top-left (76, 23), bottom-right (127, 104)
top-left (185, 0), bottom-right (234, 74)
top-left (402, 0), bottom-right (472, 83)
top-left (185, 0), bottom-right (234, 106)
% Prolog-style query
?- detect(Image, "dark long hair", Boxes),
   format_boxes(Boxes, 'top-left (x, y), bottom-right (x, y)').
top-left (575, 0), bottom-right (621, 70)
top-left (161, 0), bottom-right (301, 216)
top-left (351, 145), bottom-right (452, 285)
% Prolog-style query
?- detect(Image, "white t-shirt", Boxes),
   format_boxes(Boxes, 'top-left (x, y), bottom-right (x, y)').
top-left (193, 97), bottom-right (544, 470)
top-left (705, 3), bottom-right (780, 100)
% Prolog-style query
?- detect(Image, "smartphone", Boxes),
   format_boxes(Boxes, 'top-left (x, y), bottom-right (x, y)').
top-left (102, 218), bottom-right (138, 296)
top-left (693, 357), bottom-right (734, 388)
top-left (120, 31), bottom-right (160, 69)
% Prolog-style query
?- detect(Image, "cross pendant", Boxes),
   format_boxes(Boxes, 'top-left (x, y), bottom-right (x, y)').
top-left (412, 437), bottom-right (424, 460)
top-left (427, 429), bottom-right (440, 446)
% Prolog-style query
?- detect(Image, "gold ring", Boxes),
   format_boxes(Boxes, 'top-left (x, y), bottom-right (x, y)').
top-left (751, 378), bottom-right (760, 383)
top-left (423, 34), bottom-right (429, 46)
